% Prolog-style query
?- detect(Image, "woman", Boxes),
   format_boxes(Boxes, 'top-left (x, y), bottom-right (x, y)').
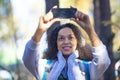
top-left (23, 7), bottom-right (111, 80)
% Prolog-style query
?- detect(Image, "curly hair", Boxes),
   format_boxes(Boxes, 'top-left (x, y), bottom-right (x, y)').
top-left (43, 23), bottom-right (93, 61)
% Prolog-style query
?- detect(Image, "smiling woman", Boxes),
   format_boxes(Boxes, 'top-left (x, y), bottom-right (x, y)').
top-left (44, 23), bottom-right (92, 60)
top-left (23, 6), bottom-right (111, 80)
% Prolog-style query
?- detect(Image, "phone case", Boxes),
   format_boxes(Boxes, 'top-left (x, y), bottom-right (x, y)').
top-left (52, 8), bottom-right (77, 18)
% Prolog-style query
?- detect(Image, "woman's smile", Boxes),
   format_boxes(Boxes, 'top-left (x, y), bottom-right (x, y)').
top-left (62, 46), bottom-right (71, 51)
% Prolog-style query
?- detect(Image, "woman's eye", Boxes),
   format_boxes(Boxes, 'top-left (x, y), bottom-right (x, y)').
top-left (58, 37), bottom-right (64, 41)
top-left (68, 36), bottom-right (74, 40)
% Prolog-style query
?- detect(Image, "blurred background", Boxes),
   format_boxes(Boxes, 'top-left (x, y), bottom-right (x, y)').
top-left (0, 0), bottom-right (120, 80)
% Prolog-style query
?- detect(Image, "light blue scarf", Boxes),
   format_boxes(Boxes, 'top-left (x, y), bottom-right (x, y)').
top-left (47, 50), bottom-right (87, 80)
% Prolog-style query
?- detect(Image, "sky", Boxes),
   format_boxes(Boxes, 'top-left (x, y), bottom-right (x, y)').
top-left (10, 0), bottom-right (47, 61)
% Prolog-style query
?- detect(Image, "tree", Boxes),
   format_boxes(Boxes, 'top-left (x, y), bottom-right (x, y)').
top-left (93, 0), bottom-right (115, 80)
top-left (99, 0), bottom-right (115, 80)
top-left (45, 0), bottom-right (60, 43)
top-left (45, 0), bottom-right (59, 13)
top-left (0, 0), bottom-right (21, 79)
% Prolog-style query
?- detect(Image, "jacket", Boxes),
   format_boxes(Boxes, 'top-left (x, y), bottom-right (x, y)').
top-left (23, 39), bottom-right (111, 80)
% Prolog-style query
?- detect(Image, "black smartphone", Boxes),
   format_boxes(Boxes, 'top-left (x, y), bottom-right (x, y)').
top-left (52, 8), bottom-right (77, 18)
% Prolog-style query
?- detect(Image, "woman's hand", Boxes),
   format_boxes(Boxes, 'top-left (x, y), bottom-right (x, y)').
top-left (71, 11), bottom-right (93, 33)
top-left (38, 10), bottom-right (60, 32)
top-left (33, 6), bottom-right (60, 42)
top-left (71, 10), bottom-right (101, 47)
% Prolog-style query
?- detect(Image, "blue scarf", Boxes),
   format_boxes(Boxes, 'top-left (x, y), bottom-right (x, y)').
top-left (45, 50), bottom-right (89, 80)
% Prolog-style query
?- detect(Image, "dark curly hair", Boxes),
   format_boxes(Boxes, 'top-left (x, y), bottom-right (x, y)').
top-left (43, 23), bottom-right (93, 61)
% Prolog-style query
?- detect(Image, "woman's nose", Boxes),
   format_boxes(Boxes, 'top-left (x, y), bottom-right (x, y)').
top-left (64, 38), bottom-right (70, 43)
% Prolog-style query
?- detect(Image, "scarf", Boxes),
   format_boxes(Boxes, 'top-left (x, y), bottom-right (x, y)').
top-left (47, 50), bottom-right (86, 80)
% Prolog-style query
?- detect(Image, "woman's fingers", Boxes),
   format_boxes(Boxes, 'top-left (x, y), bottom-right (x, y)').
top-left (48, 18), bottom-right (60, 27)
top-left (75, 11), bottom-right (86, 20)
top-left (43, 11), bottom-right (53, 22)
top-left (52, 5), bottom-right (58, 9)
top-left (43, 6), bottom-right (58, 22)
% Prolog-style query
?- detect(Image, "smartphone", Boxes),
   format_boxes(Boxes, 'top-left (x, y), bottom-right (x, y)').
top-left (52, 8), bottom-right (77, 18)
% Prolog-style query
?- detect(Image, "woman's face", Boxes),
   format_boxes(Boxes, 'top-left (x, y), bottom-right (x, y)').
top-left (57, 27), bottom-right (77, 57)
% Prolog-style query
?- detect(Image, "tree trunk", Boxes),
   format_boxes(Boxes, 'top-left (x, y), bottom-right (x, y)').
top-left (99, 0), bottom-right (115, 80)
top-left (45, 0), bottom-right (60, 38)
top-left (93, 0), bottom-right (115, 80)
top-left (45, 0), bottom-right (59, 13)
top-left (93, 0), bottom-right (101, 36)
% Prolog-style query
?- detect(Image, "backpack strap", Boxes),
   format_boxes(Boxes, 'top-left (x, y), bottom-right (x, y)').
top-left (42, 59), bottom-right (52, 80)
top-left (83, 60), bottom-right (90, 80)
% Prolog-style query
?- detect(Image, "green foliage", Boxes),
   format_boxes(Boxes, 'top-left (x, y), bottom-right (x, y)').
top-left (0, 0), bottom-right (17, 65)
top-left (110, 0), bottom-right (120, 53)
top-left (0, 0), bottom-right (11, 18)
top-left (0, 48), bottom-right (17, 65)
top-left (0, 51), bottom-right (4, 63)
